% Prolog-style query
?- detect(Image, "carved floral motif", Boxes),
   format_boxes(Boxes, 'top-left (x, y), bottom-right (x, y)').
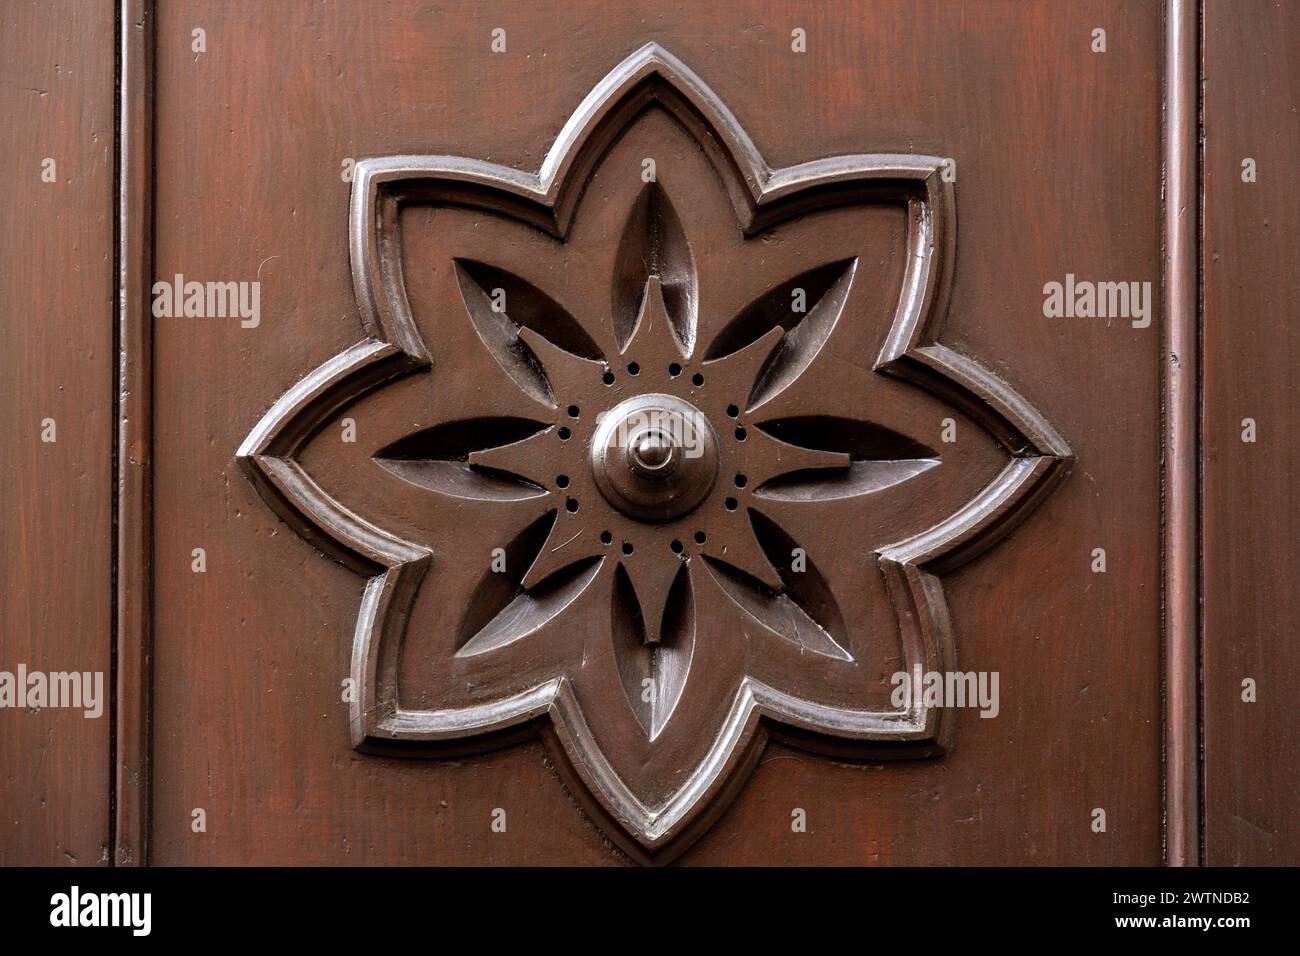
top-left (239, 43), bottom-right (1070, 862)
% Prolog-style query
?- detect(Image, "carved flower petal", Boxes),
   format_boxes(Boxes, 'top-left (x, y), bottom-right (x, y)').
top-left (755, 460), bottom-right (939, 502)
top-left (698, 516), bottom-right (783, 592)
top-left (622, 276), bottom-right (689, 370)
top-left (457, 511), bottom-right (604, 658)
top-left (755, 415), bottom-right (936, 459)
top-left (705, 260), bottom-right (855, 360)
top-left (520, 505), bottom-right (605, 590)
top-left (375, 459), bottom-right (546, 502)
top-left (374, 417), bottom-right (550, 501)
top-left (612, 563), bottom-right (694, 739)
top-left (703, 259), bottom-right (857, 411)
top-left (611, 183), bottom-right (697, 356)
top-left (698, 509), bottom-right (851, 662)
top-left (747, 261), bottom-right (856, 410)
top-left (703, 553), bottom-right (851, 662)
top-left (458, 557), bottom-right (603, 658)
top-left (454, 259), bottom-right (603, 407)
top-left (751, 416), bottom-right (938, 501)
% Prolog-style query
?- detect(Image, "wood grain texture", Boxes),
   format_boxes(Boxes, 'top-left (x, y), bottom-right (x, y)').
top-left (0, 0), bottom-right (115, 866)
top-left (1202, 0), bottom-right (1300, 866)
top-left (142, 0), bottom-right (1163, 865)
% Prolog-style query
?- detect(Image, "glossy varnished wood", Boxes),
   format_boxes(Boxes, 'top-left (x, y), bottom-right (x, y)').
top-left (1162, 0), bottom-right (1200, 868)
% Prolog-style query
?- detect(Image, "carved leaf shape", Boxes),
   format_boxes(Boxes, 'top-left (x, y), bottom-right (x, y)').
top-left (611, 183), bottom-right (697, 356)
top-left (704, 260), bottom-right (857, 410)
top-left (704, 510), bottom-right (850, 661)
top-left (748, 510), bottom-right (847, 650)
top-left (456, 511), bottom-right (554, 649)
top-left (611, 563), bottom-right (694, 739)
top-left (456, 510), bottom-right (603, 658)
top-left (455, 259), bottom-right (602, 407)
top-left (374, 417), bottom-right (548, 501)
top-left (753, 416), bottom-right (939, 501)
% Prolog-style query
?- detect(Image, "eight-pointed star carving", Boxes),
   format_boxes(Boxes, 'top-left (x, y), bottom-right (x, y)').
top-left (238, 43), bottom-right (1071, 863)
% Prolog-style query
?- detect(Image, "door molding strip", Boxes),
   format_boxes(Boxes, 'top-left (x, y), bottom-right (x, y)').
top-left (1162, 0), bottom-right (1203, 868)
top-left (114, 0), bottom-right (154, 867)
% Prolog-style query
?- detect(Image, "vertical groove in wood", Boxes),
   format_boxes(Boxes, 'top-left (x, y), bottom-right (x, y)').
top-left (1162, 0), bottom-right (1202, 867)
top-left (115, 0), bottom-right (153, 867)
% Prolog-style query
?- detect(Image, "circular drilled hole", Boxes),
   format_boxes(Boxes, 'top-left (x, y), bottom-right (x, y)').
top-left (726, 404), bottom-right (740, 418)
top-left (692, 372), bottom-right (705, 387)
top-left (600, 530), bottom-right (613, 545)
top-left (627, 361), bottom-right (640, 376)
top-left (621, 541), bottom-right (634, 556)
top-left (558, 426), bottom-right (572, 441)
top-left (694, 531), bottom-right (707, 545)
top-left (668, 362), bottom-right (682, 377)
top-left (565, 497), bottom-right (579, 513)
top-left (567, 404), bottom-right (580, 419)
top-left (734, 427), bottom-right (747, 442)
top-left (555, 474), bottom-right (570, 489)
top-left (670, 539), bottom-right (684, 554)
top-left (725, 497), bottom-right (738, 511)
top-left (602, 371), bottom-right (616, 385)
top-left (734, 473), bottom-right (748, 488)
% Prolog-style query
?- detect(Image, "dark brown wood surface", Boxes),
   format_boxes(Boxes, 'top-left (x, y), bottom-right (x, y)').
top-left (0, 0), bottom-right (1293, 868)
top-left (1202, 0), bottom-right (1300, 866)
top-left (0, 0), bottom-right (115, 866)
top-left (145, 0), bottom-right (1162, 864)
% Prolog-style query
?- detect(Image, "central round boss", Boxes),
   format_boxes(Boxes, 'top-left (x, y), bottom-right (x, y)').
top-left (589, 393), bottom-right (718, 522)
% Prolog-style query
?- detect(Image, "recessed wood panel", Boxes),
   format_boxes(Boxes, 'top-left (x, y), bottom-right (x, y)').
top-left (145, 0), bottom-right (1163, 864)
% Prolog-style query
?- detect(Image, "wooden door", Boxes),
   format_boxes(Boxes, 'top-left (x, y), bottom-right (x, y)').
top-left (2, 0), bottom-right (1296, 868)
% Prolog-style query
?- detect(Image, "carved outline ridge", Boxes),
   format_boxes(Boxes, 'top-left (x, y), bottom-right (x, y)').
top-left (237, 42), bottom-right (1072, 862)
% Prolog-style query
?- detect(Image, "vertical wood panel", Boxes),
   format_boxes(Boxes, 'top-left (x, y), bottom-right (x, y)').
top-left (1202, 0), bottom-right (1300, 865)
top-left (0, 0), bottom-right (116, 866)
